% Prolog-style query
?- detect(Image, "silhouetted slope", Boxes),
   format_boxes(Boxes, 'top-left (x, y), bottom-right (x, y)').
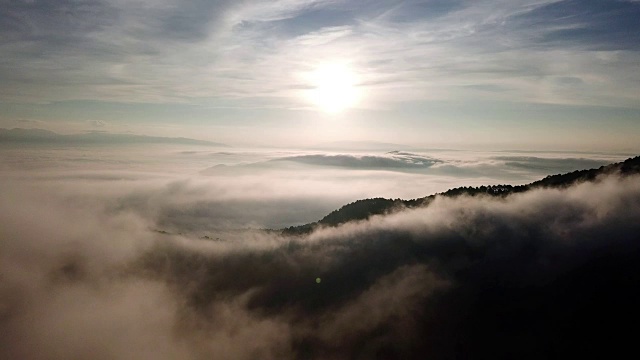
top-left (319, 198), bottom-right (401, 226)
top-left (529, 155), bottom-right (640, 187)
top-left (282, 156), bottom-right (640, 235)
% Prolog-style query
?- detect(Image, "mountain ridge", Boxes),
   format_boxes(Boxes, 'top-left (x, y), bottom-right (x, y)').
top-left (0, 128), bottom-right (230, 147)
top-left (282, 155), bottom-right (640, 235)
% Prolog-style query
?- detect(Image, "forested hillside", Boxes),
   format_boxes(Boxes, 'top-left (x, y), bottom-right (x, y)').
top-left (283, 156), bottom-right (640, 235)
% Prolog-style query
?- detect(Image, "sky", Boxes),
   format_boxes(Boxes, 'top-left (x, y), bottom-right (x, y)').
top-left (1, 0), bottom-right (640, 150)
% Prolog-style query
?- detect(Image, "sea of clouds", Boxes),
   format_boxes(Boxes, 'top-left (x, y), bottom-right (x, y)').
top-left (0, 144), bottom-right (628, 231)
top-left (1, 144), bottom-right (639, 358)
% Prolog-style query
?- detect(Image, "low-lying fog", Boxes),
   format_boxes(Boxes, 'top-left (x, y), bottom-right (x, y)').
top-left (1, 143), bottom-right (638, 359)
top-left (0, 143), bottom-right (628, 232)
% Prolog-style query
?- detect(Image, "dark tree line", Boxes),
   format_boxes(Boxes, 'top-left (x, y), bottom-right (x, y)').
top-left (282, 156), bottom-right (640, 235)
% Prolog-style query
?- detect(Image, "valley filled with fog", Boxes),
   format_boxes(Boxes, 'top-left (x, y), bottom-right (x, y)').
top-left (0, 143), bottom-right (628, 232)
top-left (2, 142), bottom-right (639, 359)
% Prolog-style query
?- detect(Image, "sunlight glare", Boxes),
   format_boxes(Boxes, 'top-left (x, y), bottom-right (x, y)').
top-left (308, 63), bottom-right (361, 114)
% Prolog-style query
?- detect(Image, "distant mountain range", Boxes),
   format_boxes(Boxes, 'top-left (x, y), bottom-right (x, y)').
top-left (283, 155), bottom-right (640, 235)
top-left (0, 128), bottom-right (230, 147)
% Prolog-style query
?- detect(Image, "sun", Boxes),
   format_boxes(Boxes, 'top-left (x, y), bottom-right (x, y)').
top-left (308, 63), bottom-right (360, 114)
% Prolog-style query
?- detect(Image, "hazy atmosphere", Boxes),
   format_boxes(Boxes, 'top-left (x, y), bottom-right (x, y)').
top-left (1, 1), bottom-right (640, 359)
top-left (1, 0), bottom-right (640, 149)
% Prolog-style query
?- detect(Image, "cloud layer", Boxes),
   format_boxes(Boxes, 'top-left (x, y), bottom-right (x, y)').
top-left (2, 144), bottom-right (627, 231)
top-left (1, 0), bottom-right (639, 109)
top-left (271, 151), bottom-right (443, 170)
top-left (2, 167), bottom-right (639, 359)
top-left (2, 1), bottom-right (639, 152)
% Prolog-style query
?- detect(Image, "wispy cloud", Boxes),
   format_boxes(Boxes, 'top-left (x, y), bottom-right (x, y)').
top-left (87, 119), bottom-right (108, 128)
top-left (1, 0), bottom-right (639, 109)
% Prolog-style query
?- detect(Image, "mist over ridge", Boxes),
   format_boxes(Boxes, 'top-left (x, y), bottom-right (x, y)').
top-left (283, 155), bottom-right (640, 234)
top-left (2, 151), bottom-right (640, 359)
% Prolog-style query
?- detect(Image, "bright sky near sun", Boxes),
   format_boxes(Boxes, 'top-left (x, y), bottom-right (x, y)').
top-left (1, 0), bottom-right (639, 150)
top-left (306, 63), bottom-right (361, 113)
